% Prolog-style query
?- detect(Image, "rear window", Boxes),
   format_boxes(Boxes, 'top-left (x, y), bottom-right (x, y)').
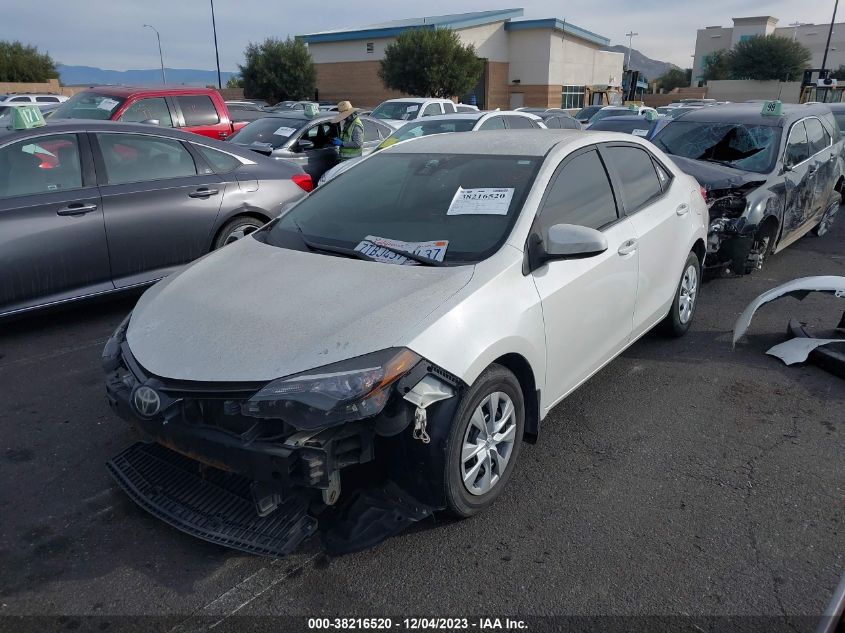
top-left (382, 118), bottom-right (478, 148)
top-left (52, 92), bottom-right (126, 120)
top-left (230, 117), bottom-right (305, 148)
top-left (371, 101), bottom-right (424, 121)
top-left (176, 95), bottom-right (220, 126)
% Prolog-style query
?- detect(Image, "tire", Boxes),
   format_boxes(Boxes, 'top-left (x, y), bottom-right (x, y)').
top-left (212, 216), bottom-right (266, 250)
top-left (444, 364), bottom-right (525, 518)
top-left (661, 251), bottom-right (700, 338)
top-left (744, 221), bottom-right (777, 274)
top-left (813, 196), bottom-right (840, 237)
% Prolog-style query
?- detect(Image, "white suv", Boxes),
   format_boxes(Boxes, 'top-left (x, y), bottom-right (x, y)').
top-left (0, 93), bottom-right (68, 105)
top-left (370, 97), bottom-right (460, 129)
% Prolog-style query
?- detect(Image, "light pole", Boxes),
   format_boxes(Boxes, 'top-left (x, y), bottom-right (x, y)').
top-left (625, 31), bottom-right (638, 70)
top-left (143, 24), bottom-right (166, 84)
top-left (821, 0), bottom-right (840, 75)
top-left (210, 0), bottom-right (222, 89)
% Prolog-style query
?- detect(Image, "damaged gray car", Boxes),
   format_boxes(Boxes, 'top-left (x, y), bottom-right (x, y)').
top-left (652, 103), bottom-right (843, 274)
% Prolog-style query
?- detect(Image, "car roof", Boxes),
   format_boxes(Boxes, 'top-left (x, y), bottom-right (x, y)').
top-left (385, 129), bottom-right (584, 155)
top-left (396, 113), bottom-right (484, 122)
top-left (0, 118), bottom-right (226, 143)
top-left (591, 115), bottom-right (650, 122)
top-left (824, 102), bottom-right (845, 111)
top-left (73, 86), bottom-right (219, 98)
top-left (379, 97), bottom-right (448, 103)
top-left (677, 102), bottom-right (834, 126)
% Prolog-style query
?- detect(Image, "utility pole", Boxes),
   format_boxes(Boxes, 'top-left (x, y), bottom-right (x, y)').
top-left (821, 0), bottom-right (839, 75)
top-left (625, 31), bottom-right (638, 70)
top-left (143, 24), bottom-right (166, 84)
top-left (210, 0), bottom-right (222, 89)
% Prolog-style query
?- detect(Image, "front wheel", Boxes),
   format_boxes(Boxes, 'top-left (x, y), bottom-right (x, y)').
top-left (444, 365), bottom-right (525, 518)
top-left (813, 197), bottom-right (840, 237)
top-left (213, 216), bottom-right (266, 250)
top-left (662, 251), bottom-right (700, 337)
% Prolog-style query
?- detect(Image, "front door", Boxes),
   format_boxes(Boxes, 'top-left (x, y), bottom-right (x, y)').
top-left (279, 121), bottom-right (339, 181)
top-left (781, 120), bottom-right (815, 243)
top-left (0, 132), bottom-right (111, 314)
top-left (92, 132), bottom-right (225, 288)
top-left (804, 116), bottom-right (836, 223)
top-left (530, 148), bottom-right (639, 408)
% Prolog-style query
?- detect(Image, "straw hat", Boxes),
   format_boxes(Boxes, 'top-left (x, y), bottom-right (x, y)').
top-left (331, 101), bottom-right (358, 123)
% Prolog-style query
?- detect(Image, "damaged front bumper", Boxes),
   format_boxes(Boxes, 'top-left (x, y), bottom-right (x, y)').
top-left (705, 215), bottom-right (758, 272)
top-left (104, 336), bottom-right (463, 556)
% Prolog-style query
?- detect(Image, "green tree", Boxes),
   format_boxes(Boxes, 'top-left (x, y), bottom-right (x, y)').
top-left (830, 65), bottom-right (845, 80)
top-left (0, 40), bottom-right (58, 82)
top-left (379, 28), bottom-right (483, 98)
top-left (238, 38), bottom-right (315, 103)
top-left (728, 35), bottom-right (811, 81)
top-left (702, 49), bottom-right (733, 81)
top-left (655, 68), bottom-right (692, 92)
top-left (226, 75), bottom-right (243, 89)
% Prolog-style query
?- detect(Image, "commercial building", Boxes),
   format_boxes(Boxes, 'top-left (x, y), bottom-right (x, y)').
top-left (299, 8), bottom-right (623, 110)
top-left (691, 16), bottom-right (845, 85)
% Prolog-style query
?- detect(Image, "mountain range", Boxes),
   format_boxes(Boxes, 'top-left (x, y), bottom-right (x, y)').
top-left (57, 64), bottom-right (237, 87)
top-left (602, 46), bottom-right (680, 80)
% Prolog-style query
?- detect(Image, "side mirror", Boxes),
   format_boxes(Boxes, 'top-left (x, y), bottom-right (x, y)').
top-left (527, 223), bottom-right (608, 271)
top-left (140, 119), bottom-right (160, 126)
top-left (297, 139), bottom-right (314, 151)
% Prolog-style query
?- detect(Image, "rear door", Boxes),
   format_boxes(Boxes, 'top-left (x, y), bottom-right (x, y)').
top-left (173, 94), bottom-right (231, 140)
top-left (804, 116), bottom-right (836, 221)
top-left (0, 132), bottom-right (111, 314)
top-left (91, 131), bottom-right (225, 288)
top-left (600, 143), bottom-right (690, 336)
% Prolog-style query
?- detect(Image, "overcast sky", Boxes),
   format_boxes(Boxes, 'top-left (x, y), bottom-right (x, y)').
top-left (0, 0), bottom-right (837, 71)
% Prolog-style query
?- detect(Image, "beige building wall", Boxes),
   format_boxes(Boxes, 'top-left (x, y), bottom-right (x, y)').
top-left (456, 21), bottom-right (510, 62)
top-left (308, 37), bottom-right (395, 63)
top-left (506, 29), bottom-right (552, 85)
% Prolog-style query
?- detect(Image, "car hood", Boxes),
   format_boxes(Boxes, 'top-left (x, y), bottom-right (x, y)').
top-left (126, 236), bottom-right (474, 383)
top-left (668, 155), bottom-right (766, 191)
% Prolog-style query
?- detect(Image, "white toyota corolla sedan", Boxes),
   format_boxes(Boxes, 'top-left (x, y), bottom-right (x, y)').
top-left (103, 130), bottom-right (708, 555)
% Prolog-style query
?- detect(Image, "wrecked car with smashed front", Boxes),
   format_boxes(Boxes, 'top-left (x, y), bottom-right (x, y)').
top-left (652, 102), bottom-right (843, 274)
top-left (103, 130), bottom-right (707, 557)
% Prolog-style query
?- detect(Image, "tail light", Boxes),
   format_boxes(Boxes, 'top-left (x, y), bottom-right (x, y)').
top-left (292, 173), bottom-right (314, 192)
top-left (699, 185), bottom-right (707, 202)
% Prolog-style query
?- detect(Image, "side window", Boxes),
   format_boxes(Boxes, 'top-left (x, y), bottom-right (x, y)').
top-left (421, 103), bottom-right (441, 117)
top-left (0, 133), bottom-right (83, 197)
top-left (652, 158), bottom-right (672, 192)
top-left (302, 123), bottom-right (334, 149)
top-left (443, 102), bottom-right (456, 114)
top-left (545, 117), bottom-right (561, 129)
top-left (96, 133), bottom-right (197, 185)
top-left (362, 119), bottom-right (382, 141)
top-left (36, 96), bottom-right (60, 103)
top-left (194, 145), bottom-right (241, 173)
top-left (805, 118), bottom-right (831, 155)
top-left (176, 95), bottom-right (220, 126)
top-left (785, 122), bottom-right (810, 167)
top-left (538, 149), bottom-right (618, 231)
top-left (118, 97), bottom-right (174, 127)
top-left (478, 116), bottom-right (506, 131)
top-left (602, 146), bottom-right (663, 213)
top-left (506, 115), bottom-right (536, 129)
top-left (10, 96), bottom-right (30, 102)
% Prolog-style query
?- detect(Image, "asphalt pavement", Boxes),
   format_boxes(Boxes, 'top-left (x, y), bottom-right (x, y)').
top-left (0, 217), bottom-right (843, 632)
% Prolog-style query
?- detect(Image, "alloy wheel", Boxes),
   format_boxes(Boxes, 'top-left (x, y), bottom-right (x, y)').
top-left (679, 264), bottom-right (698, 325)
top-left (224, 222), bottom-right (262, 245)
top-left (461, 392), bottom-right (517, 496)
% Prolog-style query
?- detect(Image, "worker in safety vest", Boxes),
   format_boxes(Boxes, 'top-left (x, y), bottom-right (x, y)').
top-left (331, 101), bottom-right (364, 161)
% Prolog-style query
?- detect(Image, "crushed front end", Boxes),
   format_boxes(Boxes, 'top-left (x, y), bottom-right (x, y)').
top-left (102, 315), bottom-right (461, 557)
top-left (703, 181), bottom-right (769, 274)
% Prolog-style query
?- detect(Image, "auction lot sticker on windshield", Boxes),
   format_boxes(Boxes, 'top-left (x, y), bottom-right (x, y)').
top-left (97, 98), bottom-right (119, 111)
top-left (447, 187), bottom-right (514, 216)
top-left (355, 235), bottom-right (448, 265)
top-left (632, 129), bottom-right (649, 137)
top-left (273, 126), bottom-right (297, 137)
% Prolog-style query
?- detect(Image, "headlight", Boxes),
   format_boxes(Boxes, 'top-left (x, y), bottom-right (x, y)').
top-left (243, 348), bottom-right (421, 429)
top-left (102, 312), bottom-right (132, 372)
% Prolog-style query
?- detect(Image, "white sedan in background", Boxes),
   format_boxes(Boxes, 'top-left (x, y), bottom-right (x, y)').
top-left (105, 130), bottom-right (708, 541)
top-left (318, 111), bottom-right (545, 186)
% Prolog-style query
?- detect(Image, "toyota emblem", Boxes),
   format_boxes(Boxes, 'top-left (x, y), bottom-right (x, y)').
top-left (133, 386), bottom-right (161, 417)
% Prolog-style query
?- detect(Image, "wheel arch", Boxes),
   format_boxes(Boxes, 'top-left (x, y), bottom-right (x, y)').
top-left (691, 238), bottom-right (706, 266)
top-left (210, 208), bottom-right (273, 250)
top-left (490, 353), bottom-right (541, 444)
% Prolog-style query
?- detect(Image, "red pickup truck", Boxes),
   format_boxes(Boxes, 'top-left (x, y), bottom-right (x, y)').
top-left (51, 87), bottom-right (248, 140)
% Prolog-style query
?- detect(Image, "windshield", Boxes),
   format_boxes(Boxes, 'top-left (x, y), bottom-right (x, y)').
top-left (589, 109), bottom-right (632, 124)
top-left (52, 92), bottom-right (125, 120)
top-left (371, 102), bottom-right (424, 121)
top-left (229, 117), bottom-right (305, 147)
top-left (832, 112), bottom-right (845, 134)
top-left (590, 118), bottom-right (653, 135)
top-left (652, 120), bottom-right (782, 174)
top-left (575, 106), bottom-right (601, 119)
top-left (377, 118), bottom-right (478, 150)
top-left (262, 152), bottom-right (541, 265)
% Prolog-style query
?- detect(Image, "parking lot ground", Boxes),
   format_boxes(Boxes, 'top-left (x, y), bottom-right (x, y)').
top-left (0, 216), bottom-right (843, 631)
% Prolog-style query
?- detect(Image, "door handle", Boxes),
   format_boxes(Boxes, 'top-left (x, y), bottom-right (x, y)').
top-left (618, 238), bottom-right (638, 256)
top-left (188, 188), bottom-right (219, 198)
top-left (676, 203), bottom-right (690, 216)
top-left (57, 203), bottom-right (98, 216)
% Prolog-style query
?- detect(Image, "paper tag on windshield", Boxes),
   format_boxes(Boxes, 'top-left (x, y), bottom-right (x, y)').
top-left (406, 105), bottom-right (419, 112)
top-left (97, 98), bottom-right (119, 111)
top-left (447, 187), bottom-right (514, 216)
top-left (273, 126), bottom-right (296, 136)
top-left (354, 235), bottom-right (448, 265)
top-left (632, 129), bottom-right (649, 137)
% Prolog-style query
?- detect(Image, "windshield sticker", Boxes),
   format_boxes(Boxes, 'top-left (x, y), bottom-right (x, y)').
top-left (406, 105), bottom-right (419, 112)
top-left (273, 126), bottom-right (297, 136)
top-left (97, 98), bottom-right (119, 111)
top-left (354, 235), bottom-right (448, 265)
top-left (447, 187), bottom-right (515, 216)
top-left (632, 129), bottom-right (650, 137)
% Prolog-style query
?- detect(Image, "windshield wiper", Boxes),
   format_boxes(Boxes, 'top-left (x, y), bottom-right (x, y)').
top-left (696, 157), bottom-right (743, 170)
top-left (291, 220), bottom-right (376, 262)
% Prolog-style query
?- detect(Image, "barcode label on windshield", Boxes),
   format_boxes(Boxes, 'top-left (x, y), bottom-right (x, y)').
top-left (447, 187), bottom-right (514, 216)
